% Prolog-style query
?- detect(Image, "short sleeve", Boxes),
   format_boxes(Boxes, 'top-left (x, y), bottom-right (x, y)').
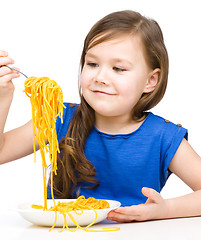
top-left (160, 121), bottom-right (188, 187)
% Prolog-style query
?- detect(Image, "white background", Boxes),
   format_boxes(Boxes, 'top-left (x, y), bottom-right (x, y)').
top-left (0, 0), bottom-right (200, 211)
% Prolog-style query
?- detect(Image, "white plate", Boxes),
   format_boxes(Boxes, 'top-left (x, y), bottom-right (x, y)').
top-left (16, 199), bottom-right (121, 227)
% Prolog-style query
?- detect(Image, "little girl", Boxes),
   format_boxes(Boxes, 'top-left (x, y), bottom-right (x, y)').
top-left (0, 10), bottom-right (201, 223)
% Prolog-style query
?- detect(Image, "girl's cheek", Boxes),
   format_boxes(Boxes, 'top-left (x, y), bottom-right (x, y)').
top-left (80, 70), bottom-right (94, 89)
top-left (80, 73), bottom-right (87, 88)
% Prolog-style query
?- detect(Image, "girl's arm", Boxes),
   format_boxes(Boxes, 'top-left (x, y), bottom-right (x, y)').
top-left (166, 138), bottom-right (201, 218)
top-left (107, 138), bottom-right (201, 222)
top-left (0, 120), bottom-right (38, 164)
top-left (0, 50), bottom-right (38, 164)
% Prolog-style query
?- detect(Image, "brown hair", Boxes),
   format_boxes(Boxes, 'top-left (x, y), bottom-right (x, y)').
top-left (53, 10), bottom-right (169, 198)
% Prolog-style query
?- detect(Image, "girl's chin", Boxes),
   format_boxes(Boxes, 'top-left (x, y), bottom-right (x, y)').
top-left (94, 107), bottom-right (120, 118)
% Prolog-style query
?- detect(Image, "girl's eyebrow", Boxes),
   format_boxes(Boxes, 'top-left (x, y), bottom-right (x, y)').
top-left (85, 52), bottom-right (97, 58)
top-left (112, 58), bottom-right (133, 67)
top-left (86, 53), bottom-right (133, 67)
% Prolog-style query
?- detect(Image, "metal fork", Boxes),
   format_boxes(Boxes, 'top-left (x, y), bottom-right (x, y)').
top-left (5, 65), bottom-right (28, 78)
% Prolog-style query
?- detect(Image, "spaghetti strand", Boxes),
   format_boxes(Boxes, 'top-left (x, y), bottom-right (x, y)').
top-left (24, 76), bottom-right (65, 210)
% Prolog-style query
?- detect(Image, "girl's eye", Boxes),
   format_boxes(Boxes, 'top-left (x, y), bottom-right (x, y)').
top-left (113, 67), bottom-right (126, 72)
top-left (87, 62), bottom-right (98, 68)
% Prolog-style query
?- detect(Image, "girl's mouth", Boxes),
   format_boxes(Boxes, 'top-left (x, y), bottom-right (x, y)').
top-left (93, 90), bottom-right (115, 96)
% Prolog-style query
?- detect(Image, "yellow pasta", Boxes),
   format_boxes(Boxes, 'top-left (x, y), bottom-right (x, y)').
top-left (32, 195), bottom-right (120, 232)
top-left (24, 76), bottom-right (120, 232)
top-left (24, 76), bottom-right (65, 210)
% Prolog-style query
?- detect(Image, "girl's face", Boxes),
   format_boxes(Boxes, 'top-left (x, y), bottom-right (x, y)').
top-left (80, 35), bottom-right (155, 121)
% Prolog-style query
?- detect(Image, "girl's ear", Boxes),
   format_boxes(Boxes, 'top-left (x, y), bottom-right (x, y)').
top-left (143, 68), bottom-right (160, 93)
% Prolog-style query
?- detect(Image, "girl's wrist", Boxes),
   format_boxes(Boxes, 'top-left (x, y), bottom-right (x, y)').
top-left (164, 196), bottom-right (193, 219)
top-left (0, 91), bottom-right (14, 105)
top-left (164, 199), bottom-right (173, 219)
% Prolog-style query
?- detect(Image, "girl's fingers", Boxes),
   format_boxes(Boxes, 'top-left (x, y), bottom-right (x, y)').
top-left (0, 50), bottom-right (8, 57)
top-left (0, 57), bottom-right (14, 67)
top-left (107, 204), bottom-right (151, 222)
top-left (0, 66), bottom-right (11, 76)
top-left (107, 209), bottom-right (139, 222)
top-left (108, 206), bottom-right (137, 218)
top-left (113, 206), bottom-right (134, 215)
top-left (113, 205), bottom-right (144, 216)
top-left (0, 66), bottom-right (20, 77)
top-left (0, 72), bottom-right (20, 85)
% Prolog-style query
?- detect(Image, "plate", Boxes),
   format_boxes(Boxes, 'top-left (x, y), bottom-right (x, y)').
top-left (16, 199), bottom-right (121, 227)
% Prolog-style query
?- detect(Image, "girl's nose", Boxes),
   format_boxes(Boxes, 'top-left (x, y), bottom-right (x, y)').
top-left (94, 67), bottom-right (109, 85)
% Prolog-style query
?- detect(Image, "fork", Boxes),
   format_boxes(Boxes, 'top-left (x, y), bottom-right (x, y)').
top-left (5, 65), bottom-right (28, 78)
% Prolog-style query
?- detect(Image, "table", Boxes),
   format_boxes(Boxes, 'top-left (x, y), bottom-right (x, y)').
top-left (1, 211), bottom-right (201, 240)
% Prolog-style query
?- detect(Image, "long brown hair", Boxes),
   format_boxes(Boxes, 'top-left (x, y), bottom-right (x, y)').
top-left (53, 10), bottom-right (169, 198)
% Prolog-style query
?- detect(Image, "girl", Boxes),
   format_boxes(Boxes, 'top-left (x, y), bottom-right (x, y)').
top-left (0, 10), bottom-right (201, 223)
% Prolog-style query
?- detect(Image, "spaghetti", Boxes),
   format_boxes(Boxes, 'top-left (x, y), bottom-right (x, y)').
top-left (24, 76), bottom-right (120, 232)
top-left (24, 76), bottom-right (65, 210)
top-left (32, 195), bottom-right (120, 232)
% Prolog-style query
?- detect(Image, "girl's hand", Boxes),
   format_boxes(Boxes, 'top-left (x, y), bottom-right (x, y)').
top-left (107, 187), bottom-right (169, 222)
top-left (0, 50), bottom-right (20, 98)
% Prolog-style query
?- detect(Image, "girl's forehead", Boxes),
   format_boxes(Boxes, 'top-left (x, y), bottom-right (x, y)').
top-left (88, 32), bottom-right (141, 50)
top-left (87, 35), bottom-right (145, 58)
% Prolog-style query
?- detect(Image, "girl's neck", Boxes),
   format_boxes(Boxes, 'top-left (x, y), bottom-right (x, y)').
top-left (94, 113), bottom-right (144, 135)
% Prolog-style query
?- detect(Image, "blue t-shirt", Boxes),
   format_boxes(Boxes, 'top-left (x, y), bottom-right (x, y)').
top-left (47, 103), bottom-right (188, 206)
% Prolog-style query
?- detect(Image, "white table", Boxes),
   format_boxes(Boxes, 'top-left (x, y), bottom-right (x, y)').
top-left (1, 211), bottom-right (201, 240)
